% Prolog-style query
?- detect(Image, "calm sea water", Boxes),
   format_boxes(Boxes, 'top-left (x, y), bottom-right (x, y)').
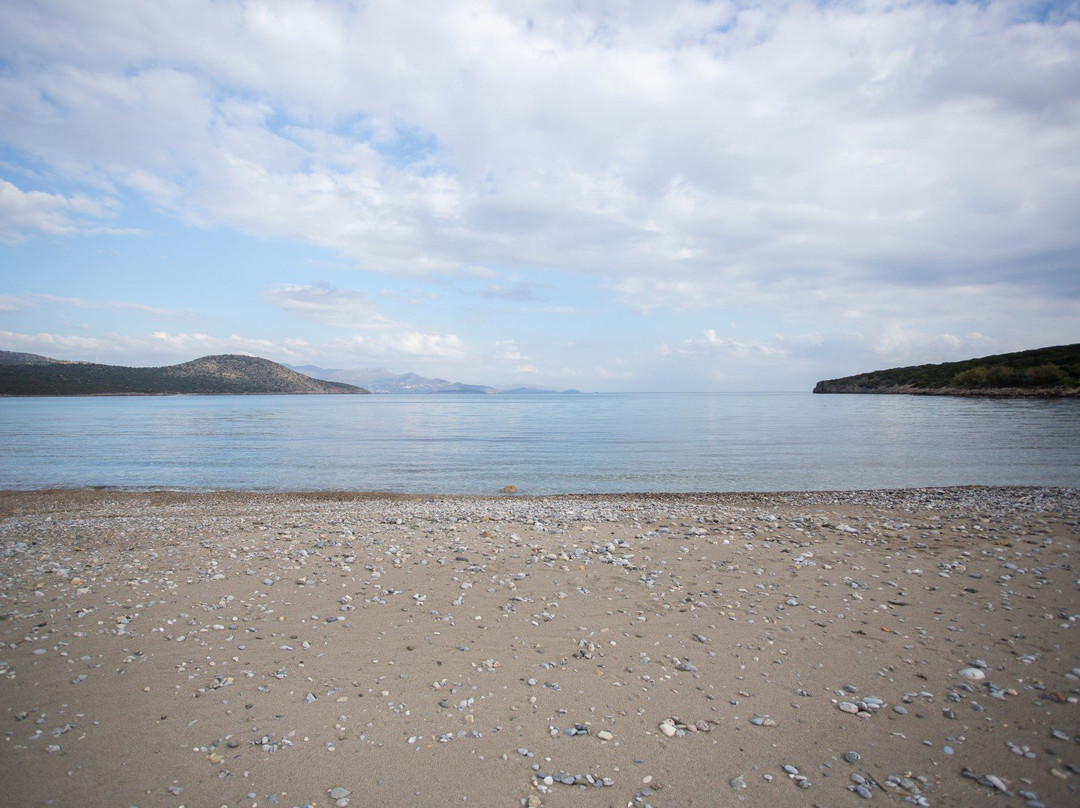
top-left (1, 393), bottom-right (1078, 494)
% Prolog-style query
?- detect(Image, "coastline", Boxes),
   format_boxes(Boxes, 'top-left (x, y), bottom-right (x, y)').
top-left (811, 385), bottom-right (1080, 397)
top-left (2, 486), bottom-right (1078, 807)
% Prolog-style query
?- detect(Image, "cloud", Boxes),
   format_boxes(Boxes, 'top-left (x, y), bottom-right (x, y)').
top-left (0, 329), bottom-right (316, 364)
top-left (542, 305), bottom-right (590, 315)
top-left (0, 293), bottom-right (192, 320)
top-left (595, 366), bottom-right (634, 380)
top-left (380, 331), bottom-right (464, 357)
top-left (0, 178), bottom-right (139, 243)
top-left (668, 329), bottom-right (787, 360)
top-left (492, 338), bottom-right (539, 373)
top-left (0, 0), bottom-right (1074, 297)
top-left (494, 340), bottom-right (525, 362)
top-left (268, 283), bottom-right (395, 328)
top-left (330, 330), bottom-right (467, 361)
top-left (1, 1), bottom-right (1078, 388)
top-left (479, 284), bottom-right (541, 302)
top-left (0, 294), bottom-right (31, 313)
top-left (0, 329), bottom-right (107, 356)
top-left (30, 294), bottom-right (192, 319)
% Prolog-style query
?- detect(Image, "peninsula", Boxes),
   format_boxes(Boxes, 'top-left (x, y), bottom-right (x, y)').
top-left (0, 352), bottom-right (369, 396)
top-left (814, 343), bottom-right (1080, 396)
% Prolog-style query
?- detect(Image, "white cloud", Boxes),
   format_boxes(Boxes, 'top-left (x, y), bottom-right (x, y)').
top-left (0, 294), bottom-right (30, 313)
top-left (595, 366), bottom-right (633, 380)
top-left (688, 329), bottom-right (787, 359)
top-left (542, 305), bottom-right (590, 315)
top-left (0, 179), bottom-right (138, 243)
top-left (0, 2), bottom-right (1078, 388)
top-left (268, 283), bottom-right (395, 328)
top-left (0, 293), bottom-right (193, 320)
top-left (494, 340), bottom-right (525, 361)
top-left (146, 331), bottom-right (301, 358)
top-left (0, 0), bottom-right (1075, 293)
top-left (0, 329), bottom-right (317, 364)
top-left (493, 339), bottom-right (540, 373)
top-left (0, 329), bottom-right (106, 355)
top-left (31, 294), bottom-right (192, 319)
top-left (380, 331), bottom-right (464, 357)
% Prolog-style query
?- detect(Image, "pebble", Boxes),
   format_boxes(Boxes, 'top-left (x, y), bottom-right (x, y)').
top-left (2, 487), bottom-right (1076, 808)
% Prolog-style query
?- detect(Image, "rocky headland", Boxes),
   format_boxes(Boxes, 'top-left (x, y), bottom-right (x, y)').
top-left (0, 353), bottom-right (369, 396)
top-left (814, 343), bottom-right (1080, 397)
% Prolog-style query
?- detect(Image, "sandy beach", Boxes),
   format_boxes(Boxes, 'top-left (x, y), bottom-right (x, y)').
top-left (1, 486), bottom-right (1078, 808)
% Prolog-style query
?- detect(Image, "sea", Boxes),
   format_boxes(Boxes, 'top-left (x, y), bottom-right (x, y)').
top-left (1, 393), bottom-right (1078, 494)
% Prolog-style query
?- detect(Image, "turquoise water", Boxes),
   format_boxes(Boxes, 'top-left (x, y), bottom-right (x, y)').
top-left (1, 393), bottom-right (1078, 493)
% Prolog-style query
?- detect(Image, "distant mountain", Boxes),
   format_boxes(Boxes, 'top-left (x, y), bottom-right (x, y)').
top-left (291, 364), bottom-right (580, 394)
top-left (814, 343), bottom-right (1080, 396)
top-left (0, 352), bottom-right (369, 396)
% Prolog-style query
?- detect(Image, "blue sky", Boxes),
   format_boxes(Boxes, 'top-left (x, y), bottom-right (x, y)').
top-left (1, 0), bottom-right (1078, 391)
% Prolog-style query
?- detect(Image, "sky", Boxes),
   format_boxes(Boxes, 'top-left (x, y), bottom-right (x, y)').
top-left (1, 0), bottom-right (1078, 392)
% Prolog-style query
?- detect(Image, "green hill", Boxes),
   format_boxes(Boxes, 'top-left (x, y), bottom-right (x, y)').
top-left (0, 352), bottom-right (369, 396)
top-left (813, 343), bottom-right (1080, 396)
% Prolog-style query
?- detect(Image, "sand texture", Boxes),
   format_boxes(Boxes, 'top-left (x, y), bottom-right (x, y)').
top-left (1, 487), bottom-right (1078, 808)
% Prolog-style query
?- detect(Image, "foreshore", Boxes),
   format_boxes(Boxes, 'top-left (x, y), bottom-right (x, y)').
top-left (2, 486), bottom-right (1078, 808)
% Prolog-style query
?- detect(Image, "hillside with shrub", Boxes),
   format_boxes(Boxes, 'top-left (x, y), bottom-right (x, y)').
top-left (0, 352), bottom-right (369, 396)
top-left (814, 344), bottom-right (1080, 396)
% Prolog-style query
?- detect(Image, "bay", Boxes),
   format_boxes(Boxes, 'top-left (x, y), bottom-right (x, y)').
top-left (1, 392), bottom-right (1078, 493)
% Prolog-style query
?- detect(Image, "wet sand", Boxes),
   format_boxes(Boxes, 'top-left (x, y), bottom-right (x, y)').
top-left (1, 487), bottom-right (1078, 808)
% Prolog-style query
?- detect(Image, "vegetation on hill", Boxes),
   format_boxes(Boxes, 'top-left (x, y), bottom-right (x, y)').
top-left (813, 343), bottom-right (1080, 396)
top-left (0, 350), bottom-right (58, 366)
top-left (0, 352), bottom-right (369, 396)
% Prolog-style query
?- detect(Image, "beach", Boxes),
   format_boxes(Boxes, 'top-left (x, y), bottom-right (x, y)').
top-left (1, 487), bottom-right (1078, 808)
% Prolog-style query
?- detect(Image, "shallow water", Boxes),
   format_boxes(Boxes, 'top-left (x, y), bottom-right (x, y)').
top-left (1, 392), bottom-right (1078, 493)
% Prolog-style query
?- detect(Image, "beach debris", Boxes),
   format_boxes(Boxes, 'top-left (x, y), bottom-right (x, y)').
top-left (2, 487), bottom-right (1077, 808)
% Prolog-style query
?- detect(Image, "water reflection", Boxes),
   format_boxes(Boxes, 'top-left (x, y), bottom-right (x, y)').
top-left (0, 393), bottom-right (1077, 493)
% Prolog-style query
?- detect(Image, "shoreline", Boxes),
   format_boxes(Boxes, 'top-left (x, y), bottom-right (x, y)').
top-left (2, 486), bottom-right (1078, 807)
top-left (4, 481), bottom-right (1077, 504)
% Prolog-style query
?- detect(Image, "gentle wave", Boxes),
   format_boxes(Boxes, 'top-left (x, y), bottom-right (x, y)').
top-left (1, 393), bottom-right (1078, 493)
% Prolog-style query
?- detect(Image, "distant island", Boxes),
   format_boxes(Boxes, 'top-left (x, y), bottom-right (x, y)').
top-left (288, 363), bottom-right (581, 394)
top-left (814, 343), bottom-right (1080, 397)
top-left (0, 352), bottom-right (369, 396)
